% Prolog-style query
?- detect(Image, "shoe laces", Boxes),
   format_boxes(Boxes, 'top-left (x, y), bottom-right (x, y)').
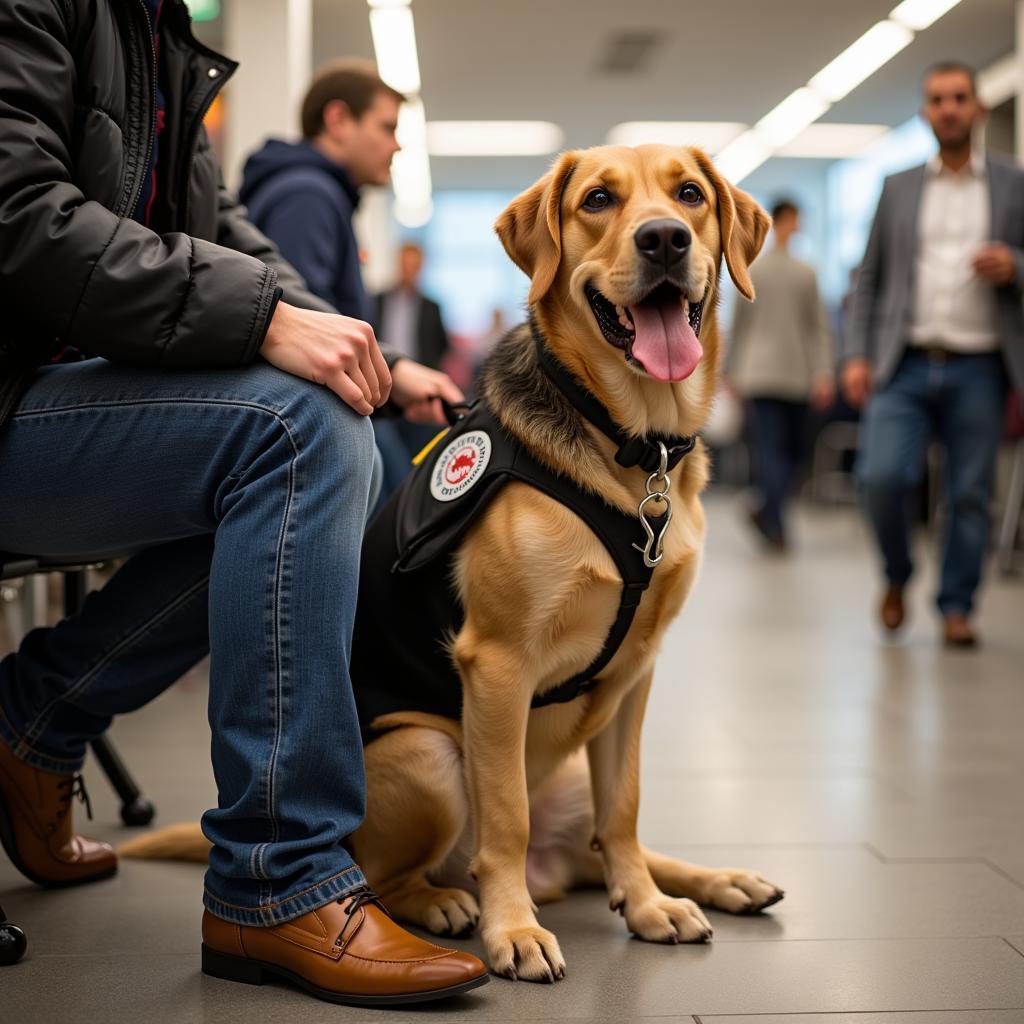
top-left (334, 886), bottom-right (386, 947)
top-left (55, 773), bottom-right (93, 822)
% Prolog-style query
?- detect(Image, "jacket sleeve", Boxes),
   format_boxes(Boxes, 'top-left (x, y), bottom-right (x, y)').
top-left (0, 2), bottom-right (284, 369)
top-left (214, 169), bottom-right (337, 315)
top-left (842, 179), bottom-right (889, 366)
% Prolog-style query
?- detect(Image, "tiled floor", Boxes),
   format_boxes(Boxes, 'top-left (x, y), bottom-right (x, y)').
top-left (2, 494), bottom-right (1023, 1023)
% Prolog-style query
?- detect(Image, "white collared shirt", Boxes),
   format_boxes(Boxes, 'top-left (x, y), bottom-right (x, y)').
top-left (909, 149), bottom-right (998, 352)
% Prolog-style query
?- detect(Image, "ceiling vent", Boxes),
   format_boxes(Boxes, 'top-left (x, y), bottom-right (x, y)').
top-left (597, 30), bottom-right (662, 74)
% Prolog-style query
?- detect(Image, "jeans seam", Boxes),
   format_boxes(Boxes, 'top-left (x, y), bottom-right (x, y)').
top-left (252, 435), bottom-right (298, 889)
top-left (17, 575), bottom-right (210, 754)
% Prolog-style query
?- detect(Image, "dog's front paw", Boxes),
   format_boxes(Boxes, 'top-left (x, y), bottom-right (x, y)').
top-left (483, 924), bottom-right (567, 983)
top-left (703, 870), bottom-right (785, 914)
top-left (617, 893), bottom-right (713, 944)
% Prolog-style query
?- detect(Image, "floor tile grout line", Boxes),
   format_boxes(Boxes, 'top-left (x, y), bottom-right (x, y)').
top-left (1005, 935), bottom-right (1024, 960)
top-left (865, 842), bottom-right (1024, 891)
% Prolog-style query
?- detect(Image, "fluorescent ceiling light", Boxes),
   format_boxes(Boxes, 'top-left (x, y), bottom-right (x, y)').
top-left (809, 20), bottom-right (913, 102)
top-left (369, 5), bottom-right (421, 94)
top-left (426, 121), bottom-right (564, 156)
top-left (714, 130), bottom-right (772, 184)
top-left (978, 53), bottom-right (1017, 107)
top-left (889, 0), bottom-right (962, 31)
top-left (777, 122), bottom-right (890, 158)
top-left (606, 121), bottom-right (746, 153)
top-left (391, 99), bottom-right (432, 226)
top-left (754, 87), bottom-right (831, 148)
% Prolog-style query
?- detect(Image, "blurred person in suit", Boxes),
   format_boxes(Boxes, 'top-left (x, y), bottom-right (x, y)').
top-left (372, 243), bottom-right (455, 494)
top-left (726, 199), bottom-right (835, 550)
top-left (841, 61), bottom-right (1024, 647)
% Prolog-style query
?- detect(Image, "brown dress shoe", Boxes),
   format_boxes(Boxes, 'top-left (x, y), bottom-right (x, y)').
top-left (943, 613), bottom-right (978, 648)
top-left (0, 741), bottom-right (117, 887)
top-left (202, 888), bottom-right (489, 1006)
top-left (879, 584), bottom-right (905, 631)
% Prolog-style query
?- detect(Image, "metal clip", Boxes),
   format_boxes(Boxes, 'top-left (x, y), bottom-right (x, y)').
top-left (631, 442), bottom-right (673, 568)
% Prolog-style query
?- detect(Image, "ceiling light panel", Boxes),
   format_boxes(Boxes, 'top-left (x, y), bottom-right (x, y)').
top-left (809, 20), bottom-right (914, 102)
top-left (889, 0), bottom-right (963, 31)
top-left (777, 122), bottom-right (890, 158)
top-left (714, 130), bottom-right (772, 184)
top-left (754, 88), bottom-right (831, 148)
top-left (426, 121), bottom-right (564, 157)
top-left (606, 121), bottom-right (747, 152)
top-left (369, 5), bottom-right (421, 94)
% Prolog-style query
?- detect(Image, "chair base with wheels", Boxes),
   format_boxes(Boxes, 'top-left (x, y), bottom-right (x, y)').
top-left (0, 902), bottom-right (27, 965)
top-left (0, 553), bottom-right (156, 828)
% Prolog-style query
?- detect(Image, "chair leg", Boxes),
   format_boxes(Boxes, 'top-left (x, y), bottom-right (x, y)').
top-left (0, 903), bottom-right (27, 965)
top-left (89, 737), bottom-right (156, 827)
top-left (58, 571), bottom-right (157, 827)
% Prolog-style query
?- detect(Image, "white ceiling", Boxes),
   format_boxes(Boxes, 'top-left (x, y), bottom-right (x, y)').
top-left (207, 0), bottom-right (1018, 192)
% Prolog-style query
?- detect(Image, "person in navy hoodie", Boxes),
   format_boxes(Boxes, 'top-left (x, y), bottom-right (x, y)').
top-left (240, 59), bottom-right (461, 500)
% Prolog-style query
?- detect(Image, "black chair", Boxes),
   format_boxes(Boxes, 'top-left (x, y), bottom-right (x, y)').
top-left (0, 904), bottom-right (26, 965)
top-left (0, 553), bottom-right (155, 827)
top-left (1, 553), bottom-right (159, 967)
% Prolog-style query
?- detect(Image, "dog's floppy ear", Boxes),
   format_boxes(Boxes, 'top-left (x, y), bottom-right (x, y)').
top-left (494, 151), bottom-right (579, 305)
top-left (696, 152), bottom-right (770, 301)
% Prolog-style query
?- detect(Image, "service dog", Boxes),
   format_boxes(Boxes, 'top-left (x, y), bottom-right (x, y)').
top-left (122, 144), bottom-right (784, 983)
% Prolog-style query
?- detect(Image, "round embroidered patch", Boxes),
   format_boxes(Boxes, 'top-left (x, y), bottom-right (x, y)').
top-left (429, 431), bottom-right (492, 502)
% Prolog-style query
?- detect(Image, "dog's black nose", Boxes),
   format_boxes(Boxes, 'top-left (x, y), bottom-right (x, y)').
top-left (634, 219), bottom-right (691, 268)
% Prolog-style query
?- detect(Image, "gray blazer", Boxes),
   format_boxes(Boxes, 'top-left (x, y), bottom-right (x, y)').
top-left (843, 154), bottom-right (1024, 393)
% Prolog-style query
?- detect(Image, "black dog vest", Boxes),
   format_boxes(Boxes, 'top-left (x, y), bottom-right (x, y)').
top-left (351, 338), bottom-right (697, 741)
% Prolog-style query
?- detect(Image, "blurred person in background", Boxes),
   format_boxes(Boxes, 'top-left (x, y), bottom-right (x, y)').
top-left (239, 59), bottom-right (463, 504)
top-left (372, 243), bottom-right (453, 489)
top-left (0, 1), bottom-right (486, 1005)
top-left (841, 61), bottom-right (1024, 647)
top-left (726, 199), bottom-right (835, 550)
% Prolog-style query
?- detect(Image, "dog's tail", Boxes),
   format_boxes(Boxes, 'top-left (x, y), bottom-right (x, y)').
top-left (118, 822), bottom-right (210, 863)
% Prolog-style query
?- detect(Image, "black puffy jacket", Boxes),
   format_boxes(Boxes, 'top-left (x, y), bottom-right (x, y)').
top-left (0, 0), bottom-right (337, 428)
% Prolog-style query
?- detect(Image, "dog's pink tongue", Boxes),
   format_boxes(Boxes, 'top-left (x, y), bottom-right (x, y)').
top-left (628, 298), bottom-right (703, 382)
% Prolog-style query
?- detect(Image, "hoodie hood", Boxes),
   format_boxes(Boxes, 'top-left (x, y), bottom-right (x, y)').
top-left (239, 139), bottom-right (361, 209)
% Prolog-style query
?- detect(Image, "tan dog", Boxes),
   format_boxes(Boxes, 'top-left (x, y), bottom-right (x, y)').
top-left (122, 144), bottom-right (782, 983)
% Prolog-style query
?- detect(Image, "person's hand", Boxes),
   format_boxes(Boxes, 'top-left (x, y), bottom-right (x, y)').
top-left (972, 242), bottom-right (1017, 286)
top-left (810, 373), bottom-right (837, 412)
top-left (259, 301), bottom-right (391, 416)
top-left (389, 360), bottom-right (465, 425)
top-left (841, 358), bottom-right (872, 409)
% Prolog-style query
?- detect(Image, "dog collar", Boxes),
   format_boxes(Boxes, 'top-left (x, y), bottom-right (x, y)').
top-left (531, 322), bottom-right (697, 474)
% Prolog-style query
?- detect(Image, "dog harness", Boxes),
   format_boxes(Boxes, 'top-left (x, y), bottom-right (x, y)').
top-left (350, 336), bottom-right (697, 740)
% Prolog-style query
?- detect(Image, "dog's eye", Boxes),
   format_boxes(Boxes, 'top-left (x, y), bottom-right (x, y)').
top-left (678, 183), bottom-right (704, 206)
top-left (583, 188), bottom-right (613, 211)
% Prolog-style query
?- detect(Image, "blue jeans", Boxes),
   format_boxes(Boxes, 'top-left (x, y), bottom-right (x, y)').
top-left (0, 358), bottom-right (380, 925)
top-left (856, 349), bottom-right (1006, 615)
top-left (747, 397), bottom-right (808, 540)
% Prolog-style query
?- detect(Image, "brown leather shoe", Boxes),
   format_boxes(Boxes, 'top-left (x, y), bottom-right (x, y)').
top-left (879, 584), bottom-right (905, 631)
top-left (943, 613), bottom-right (978, 648)
top-left (202, 888), bottom-right (489, 1006)
top-left (0, 740), bottom-right (117, 887)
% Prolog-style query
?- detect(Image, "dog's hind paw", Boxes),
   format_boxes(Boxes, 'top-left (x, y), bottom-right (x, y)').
top-left (421, 887), bottom-right (481, 937)
top-left (386, 885), bottom-right (480, 937)
top-left (704, 870), bottom-right (785, 914)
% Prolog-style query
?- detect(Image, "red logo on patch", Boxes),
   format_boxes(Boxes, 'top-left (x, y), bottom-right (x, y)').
top-left (444, 447), bottom-right (477, 485)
